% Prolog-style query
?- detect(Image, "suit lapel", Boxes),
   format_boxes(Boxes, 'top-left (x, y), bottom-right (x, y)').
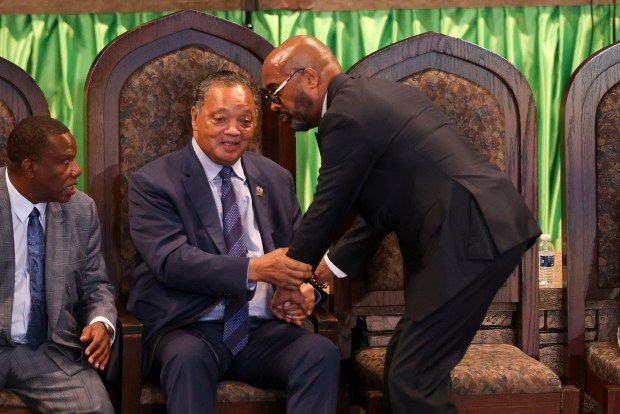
top-left (242, 155), bottom-right (275, 253)
top-left (44, 201), bottom-right (67, 333)
top-left (0, 168), bottom-right (16, 343)
top-left (181, 145), bottom-right (227, 254)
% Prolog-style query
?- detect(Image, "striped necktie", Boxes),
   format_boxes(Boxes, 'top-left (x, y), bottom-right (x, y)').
top-left (219, 167), bottom-right (249, 355)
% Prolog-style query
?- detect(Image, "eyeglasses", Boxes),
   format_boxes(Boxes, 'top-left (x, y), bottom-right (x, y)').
top-left (263, 68), bottom-right (304, 105)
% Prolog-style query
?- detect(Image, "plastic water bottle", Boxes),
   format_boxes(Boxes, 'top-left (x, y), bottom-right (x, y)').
top-left (538, 234), bottom-right (555, 286)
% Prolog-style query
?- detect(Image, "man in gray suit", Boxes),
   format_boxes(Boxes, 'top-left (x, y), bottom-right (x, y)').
top-left (263, 36), bottom-right (541, 413)
top-left (0, 116), bottom-right (116, 413)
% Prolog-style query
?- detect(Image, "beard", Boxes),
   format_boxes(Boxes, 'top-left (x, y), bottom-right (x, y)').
top-left (288, 89), bottom-right (314, 132)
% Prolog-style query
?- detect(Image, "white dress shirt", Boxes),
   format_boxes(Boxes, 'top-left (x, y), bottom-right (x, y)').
top-left (191, 138), bottom-right (274, 321)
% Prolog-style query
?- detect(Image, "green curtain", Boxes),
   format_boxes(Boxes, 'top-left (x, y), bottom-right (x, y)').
top-left (1, 7), bottom-right (618, 249)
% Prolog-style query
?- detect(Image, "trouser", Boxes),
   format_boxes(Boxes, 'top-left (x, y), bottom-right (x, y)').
top-left (155, 319), bottom-right (340, 414)
top-left (383, 241), bottom-right (530, 414)
top-left (0, 343), bottom-right (114, 414)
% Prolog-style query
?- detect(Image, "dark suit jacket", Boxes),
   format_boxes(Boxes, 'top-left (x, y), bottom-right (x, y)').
top-left (0, 167), bottom-right (116, 375)
top-left (127, 142), bottom-right (301, 376)
top-left (286, 73), bottom-right (541, 319)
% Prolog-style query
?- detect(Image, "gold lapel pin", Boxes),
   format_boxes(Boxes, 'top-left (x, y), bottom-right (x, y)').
top-left (255, 186), bottom-right (264, 197)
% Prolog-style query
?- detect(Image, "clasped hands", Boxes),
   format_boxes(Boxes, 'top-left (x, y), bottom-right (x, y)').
top-left (249, 248), bottom-right (335, 326)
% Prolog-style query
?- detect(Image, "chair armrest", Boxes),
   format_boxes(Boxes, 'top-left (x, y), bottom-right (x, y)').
top-left (117, 302), bottom-right (142, 335)
top-left (309, 305), bottom-right (339, 345)
top-left (114, 301), bottom-right (143, 413)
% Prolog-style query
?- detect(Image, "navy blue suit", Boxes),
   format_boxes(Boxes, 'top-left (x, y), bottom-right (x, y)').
top-left (127, 143), bottom-right (339, 414)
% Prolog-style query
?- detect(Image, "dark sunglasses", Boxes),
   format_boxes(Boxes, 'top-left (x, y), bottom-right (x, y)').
top-left (263, 68), bottom-right (304, 105)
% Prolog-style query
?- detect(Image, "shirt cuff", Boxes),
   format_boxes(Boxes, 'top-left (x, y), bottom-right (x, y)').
top-left (246, 263), bottom-right (257, 290)
top-left (90, 317), bottom-right (116, 345)
top-left (325, 254), bottom-right (348, 278)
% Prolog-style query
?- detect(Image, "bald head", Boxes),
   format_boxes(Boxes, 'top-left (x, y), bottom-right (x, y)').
top-left (264, 35), bottom-right (342, 79)
top-left (262, 36), bottom-right (343, 131)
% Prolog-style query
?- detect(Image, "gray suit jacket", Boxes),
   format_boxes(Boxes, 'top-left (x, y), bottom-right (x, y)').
top-left (0, 167), bottom-right (116, 375)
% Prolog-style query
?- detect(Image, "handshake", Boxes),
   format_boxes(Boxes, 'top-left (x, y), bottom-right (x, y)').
top-left (248, 248), bottom-right (334, 326)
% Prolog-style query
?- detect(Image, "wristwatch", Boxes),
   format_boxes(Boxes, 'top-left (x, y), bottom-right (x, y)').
top-left (102, 321), bottom-right (114, 337)
top-left (307, 275), bottom-right (328, 290)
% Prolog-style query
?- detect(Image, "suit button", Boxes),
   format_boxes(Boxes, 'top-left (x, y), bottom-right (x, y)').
top-left (66, 285), bottom-right (72, 294)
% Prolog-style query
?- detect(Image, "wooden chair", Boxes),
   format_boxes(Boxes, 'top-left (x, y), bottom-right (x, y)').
top-left (84, 9), bottom-right (337, 414)
top-left (0, 58), bottom-right (49, 166)
top-left (0, 56), bottom-right (49, 414)
top-left (562, 39), bottom-right (620, 414)
top-left (336, 32), bottom-right (579, 413)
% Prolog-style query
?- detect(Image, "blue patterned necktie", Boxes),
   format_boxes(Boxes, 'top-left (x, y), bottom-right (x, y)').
top-left (219, 167), bottom-right (249, 355)
top-left (26, 207), bottom-right (47, 350)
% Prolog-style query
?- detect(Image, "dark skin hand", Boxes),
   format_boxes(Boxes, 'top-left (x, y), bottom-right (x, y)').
top-left (80, 321), bottom-right (111, 371)
top-left (248, 247), bottom-right (311, 289)
top-left (271, 283), bottom-right (315, 326)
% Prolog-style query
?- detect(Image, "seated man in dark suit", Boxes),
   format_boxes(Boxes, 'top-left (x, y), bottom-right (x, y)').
top-left (127, 70), bottom-right (340, 414)
top-left (0, 116), bottom-right (117, 413)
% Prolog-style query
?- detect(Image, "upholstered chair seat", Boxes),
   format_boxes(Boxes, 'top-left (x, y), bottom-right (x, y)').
top-left (0, 391), bottom-right (28, 410)
top-left (1, 380), bottom-right (289, 410)
top-left (353, 344), bottom-right (562, 398)
top-left (587, 341), bottom-right (620, 385)
top-left (138, 380), bottom-right (287, 406)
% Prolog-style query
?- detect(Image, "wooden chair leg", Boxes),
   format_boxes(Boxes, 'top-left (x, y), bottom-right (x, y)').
top-left (603, 384), bottom-right (620, 414)
top-left (561, 385), bottom-right (580, 414)
top-left (364, 389), bottom-right (383, 414)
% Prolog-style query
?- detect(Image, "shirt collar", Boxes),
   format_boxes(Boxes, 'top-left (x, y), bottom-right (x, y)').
top-left (5, 169), bottom-right (47, 224)
top-left (191, 137), bottom-right (245, 183)
top-left (321, 91), bottom-right (328, 117)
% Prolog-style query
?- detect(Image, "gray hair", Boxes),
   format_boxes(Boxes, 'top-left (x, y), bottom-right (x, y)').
top-left (193, 70), bottom-right (261, 119)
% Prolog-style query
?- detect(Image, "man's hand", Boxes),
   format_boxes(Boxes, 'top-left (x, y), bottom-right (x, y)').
top-left (249, 247), bottom-right (311, 289)
top-left (271, 284), bottom-right (314, 326)
top-left (314, 257), bottom-right (336, 284)
top-left (80, 322), bottom-right (111, 371)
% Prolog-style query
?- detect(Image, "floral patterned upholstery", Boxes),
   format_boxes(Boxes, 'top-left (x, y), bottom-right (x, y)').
top-left (403, 69), bottom-right (506, 172)
top-left (353, 344), bottom-right (562, 395)
top-left (587, 341), bottom-right (620, 384)
top-left (366, 233), bottom-right (403, 290)
top-left (596, 81), bottom-right (620, 287)
top-left (365, 70), bottom-right (507, 291)
top-left (117, 47), bottom-right (260, 296)
top-left (0, 390), bottom-right (26, 408)
top-left (139, 380), bottom-right (286, 405)
top-left (0, 100), bottom-right (15, 167)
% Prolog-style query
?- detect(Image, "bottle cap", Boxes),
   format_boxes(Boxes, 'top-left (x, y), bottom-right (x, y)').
top-left (541, 233), bottom-right (551, 241)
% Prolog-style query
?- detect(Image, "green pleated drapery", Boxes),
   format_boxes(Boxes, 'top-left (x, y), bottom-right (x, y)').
top-left (1, 7), bottom-right (618, 249)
